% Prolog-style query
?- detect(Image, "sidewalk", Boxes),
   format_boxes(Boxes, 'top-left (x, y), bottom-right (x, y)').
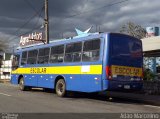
top-left (106, 91), bottom-right (160, 106)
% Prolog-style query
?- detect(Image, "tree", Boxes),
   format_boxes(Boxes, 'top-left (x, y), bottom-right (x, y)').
top-left (120, 21), bottom-right (146, 39)
top-left (143, 68), bottom-right (155, 81)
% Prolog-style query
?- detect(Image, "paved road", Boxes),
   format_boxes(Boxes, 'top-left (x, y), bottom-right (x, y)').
top-left (0, 83), bottom-right (160, 113)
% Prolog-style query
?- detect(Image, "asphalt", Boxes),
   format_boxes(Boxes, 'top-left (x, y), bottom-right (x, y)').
top-left (0, 83), bottom-right (160, 113)
top-left (105, 91), bottom-right (160, 106)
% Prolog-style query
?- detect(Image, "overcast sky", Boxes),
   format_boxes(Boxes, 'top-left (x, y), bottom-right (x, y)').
top-left (0, 0), bottom-right (159, 50)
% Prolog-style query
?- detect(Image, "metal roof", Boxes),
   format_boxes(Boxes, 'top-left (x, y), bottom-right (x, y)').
top-left (141, 36), bottom-right (160, 57)
top-left (141, 36), bottom-right (160, 51)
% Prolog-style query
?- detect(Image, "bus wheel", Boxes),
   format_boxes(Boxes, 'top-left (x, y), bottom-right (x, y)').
top-left (19, 77), bottom-right (26, 91)
top-left (55, 79), bottom-right (66, 97)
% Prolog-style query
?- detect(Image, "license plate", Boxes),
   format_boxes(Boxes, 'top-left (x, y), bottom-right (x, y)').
top-left (124, 85), bottom-right (130, 89)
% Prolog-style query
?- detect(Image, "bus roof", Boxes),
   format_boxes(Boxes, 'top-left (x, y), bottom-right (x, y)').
top-left (15, 32), bottom-right (141, 53)
top-left (16, 32), bottom-right (104, 52)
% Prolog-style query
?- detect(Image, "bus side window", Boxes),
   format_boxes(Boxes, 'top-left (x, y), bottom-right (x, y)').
top-left (27, 50), bottom-right (38, 64)
top-left (82, 39), bottom-right (100, 61)
top-left (12, 55), bottom-right (20, 70)
top-left (64, 42), bottom-right (82, 62)
top-left (37, 48), bottom-right (50, 64)
top-left (50, 45), bottom-right (64, 63)
top-left (21, 51), bottom-right (27, 65)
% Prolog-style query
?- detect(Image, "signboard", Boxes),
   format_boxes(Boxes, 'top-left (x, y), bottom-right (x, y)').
top-left (146, 27), bottom-right (159, 37)
top-left (111, 65), bottom-right (142, 77)
top-left (19, 32), bottom-right (44, 47)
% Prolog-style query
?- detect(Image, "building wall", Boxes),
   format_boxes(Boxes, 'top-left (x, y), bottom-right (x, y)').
top-left (0, 53), bottom-right (12, 80)
top-left (141, 36), bottom-right (160, 74)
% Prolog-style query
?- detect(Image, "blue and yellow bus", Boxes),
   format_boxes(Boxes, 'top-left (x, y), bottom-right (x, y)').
top-left (11, 32), bottom-right (143, 97)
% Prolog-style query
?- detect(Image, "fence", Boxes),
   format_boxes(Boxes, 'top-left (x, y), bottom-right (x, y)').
top-left (143, 81), bottom-right (160, 95)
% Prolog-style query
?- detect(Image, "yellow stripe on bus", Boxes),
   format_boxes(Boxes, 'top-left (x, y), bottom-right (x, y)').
top-left (111, 65), bottom-right (142, 77)
top-left (11, 65), bottom-right (102, 75)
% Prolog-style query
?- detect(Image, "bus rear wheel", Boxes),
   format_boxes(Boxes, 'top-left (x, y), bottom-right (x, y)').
top-left (55, 79), bottom-right (66, 97)
top-left (19, 77), bottom-right (27, 91)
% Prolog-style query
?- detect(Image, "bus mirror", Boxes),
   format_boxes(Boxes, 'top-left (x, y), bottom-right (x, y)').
top-left (12, 55), bottom-right (19, 70)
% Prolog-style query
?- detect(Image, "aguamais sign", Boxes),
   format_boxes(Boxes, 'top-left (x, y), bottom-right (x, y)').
top-left (20, 32), bottom-right (43, 47)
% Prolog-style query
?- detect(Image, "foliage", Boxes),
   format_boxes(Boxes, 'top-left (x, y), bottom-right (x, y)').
top-left (143, 68), bottom-right (155, 81)
top-left (143, 57), bottom-right (159, 81)
top-left (120, 21), bottom-right (146, 39)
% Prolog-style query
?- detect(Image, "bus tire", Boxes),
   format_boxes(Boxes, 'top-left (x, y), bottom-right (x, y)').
top-left (19, 77), bottom-right (26, 91)
top-left (55, 79), bottom-right (66, 97)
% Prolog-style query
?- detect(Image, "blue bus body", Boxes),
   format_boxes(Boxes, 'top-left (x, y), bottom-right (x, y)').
top-left (11, 33), bottom-right (143, 93)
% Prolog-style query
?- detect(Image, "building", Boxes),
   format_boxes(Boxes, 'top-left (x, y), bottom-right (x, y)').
top-left (146, 27), bottom-right (160, 37)
top-left (0, 53), bottom-right (12, 81)
top-left (141, 36), bottom-right (160, 74)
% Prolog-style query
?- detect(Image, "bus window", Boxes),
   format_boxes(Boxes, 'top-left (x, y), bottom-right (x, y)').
top-left (64, 42), bottom-right (82, 62)
top-left (129, 41), bottom-right (142, 58)
top-left (112, 38), bottom-right (142, 59)
top-left (82, 39), bottom-right (100, 61)
top-left (21, 51), bottom-right (27, 65)
top-left (50, 45), bottom-right (64, 63)
top-left (37, 48), bottom-right (50, 64)
top-left (12, 54), bottom-right (20, 70)
top-left (27, 50), bottom-right (38, 64)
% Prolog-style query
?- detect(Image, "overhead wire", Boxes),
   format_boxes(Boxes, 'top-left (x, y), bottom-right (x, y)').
top-left (10, 0), bottom-right (131, 42)
top-left (20, 7), bottom-right (44, 37)
top-left (62, 0), bottom-right (130, 19)
top-left (58, 0), bottom-right (131, 37)
top-left (23, 0), bottom-right (43, 18)
top-left (9, 5), bottom-right (44, 41)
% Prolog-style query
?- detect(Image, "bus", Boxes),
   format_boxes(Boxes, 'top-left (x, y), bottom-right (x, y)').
top-left (11, 32), bottom-right (143, 97)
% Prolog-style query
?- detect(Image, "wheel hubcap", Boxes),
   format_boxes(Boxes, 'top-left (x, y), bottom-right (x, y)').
top-left (20, 80), bottom-right (23, 89)
top-left (57, 82), bottom-right (64, 94)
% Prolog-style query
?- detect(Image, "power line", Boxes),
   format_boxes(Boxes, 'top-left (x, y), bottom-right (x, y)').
top-left (20, 25), bottom-right (42, 37)
top-left (10, 24), bottom-right (43, 42)
top-left (23, 0), bottom-right (43, 18)
top-left (9, 6), bottom-right (44, 41)
top-left (10, 0), bottom-right (131, 42)
top-left (63, 0), bottom-right (130, 19)
top-left (20, 9), bottom-right (44, 37)
top-left (58, 0), bottom-right (131, 36)
top-left (16, 6), bottom-right (44, 34)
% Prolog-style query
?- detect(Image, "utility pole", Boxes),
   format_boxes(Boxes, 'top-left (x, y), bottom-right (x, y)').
top-left (99, 26), bottom-right (101, 32)
top-left (45, 0), bottom-right (49, 44)
top-left (96, 25), bottom-right (97, 32)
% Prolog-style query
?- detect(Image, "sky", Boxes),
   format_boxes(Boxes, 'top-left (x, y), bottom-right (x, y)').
top-left (0, 0), bottom-right (159, 51)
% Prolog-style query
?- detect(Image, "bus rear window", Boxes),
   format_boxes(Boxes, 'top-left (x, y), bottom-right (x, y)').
top-left (111, 38), bottom-right (142, 59)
